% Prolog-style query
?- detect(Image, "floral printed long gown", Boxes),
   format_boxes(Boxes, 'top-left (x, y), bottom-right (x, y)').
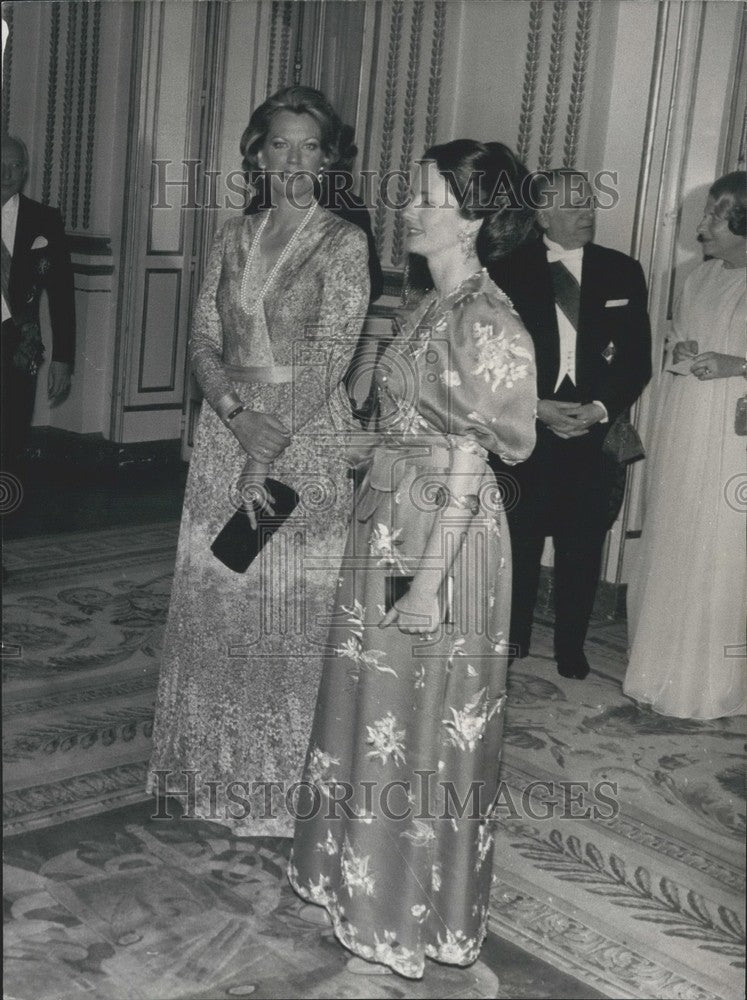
top-left (289, 270), bottom-right (537, 977)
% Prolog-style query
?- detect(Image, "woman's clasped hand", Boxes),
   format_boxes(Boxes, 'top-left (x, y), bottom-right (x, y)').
top-left (228, 407), bottom-right (291, 462)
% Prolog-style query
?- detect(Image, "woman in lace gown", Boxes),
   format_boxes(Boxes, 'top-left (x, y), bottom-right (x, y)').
top-left (625, 172), bottom-right (746, 719)
top-left (289, 142), bottom-right (537, 977)
top-left (148, 87), bottom-right (369, 835)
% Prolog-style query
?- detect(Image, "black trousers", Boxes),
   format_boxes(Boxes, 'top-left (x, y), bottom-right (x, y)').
top-left (1, 318), bottom-right (38, 476)
top-left (491, 420), bottom-right (613, 659)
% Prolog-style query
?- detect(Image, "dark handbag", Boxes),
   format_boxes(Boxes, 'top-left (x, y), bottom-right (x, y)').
top-left (211, 478), bottom-right (301, 573)
top-left (602, 412), bottom-right (645, 465)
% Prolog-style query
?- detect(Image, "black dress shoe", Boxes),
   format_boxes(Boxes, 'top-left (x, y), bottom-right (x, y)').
top-left (556, 652), bottom-right (590, 679)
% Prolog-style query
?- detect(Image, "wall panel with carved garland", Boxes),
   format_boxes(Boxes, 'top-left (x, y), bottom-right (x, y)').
top-left (3, 1), bottom-right (104, 233)
top-left (1, 0), bottom-right (131, 437)
top-left (1, 0), bottom-right (602, 440)
top-left (258, 0), bottom-right (597, 284)
top-left (259, 0), bottom-right (452, 278)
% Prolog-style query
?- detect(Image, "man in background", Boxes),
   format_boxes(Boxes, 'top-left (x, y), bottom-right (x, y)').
top-left (1, 134), bottom-right (75, 474)
top-left (489, 168), bottom-right (652, 679)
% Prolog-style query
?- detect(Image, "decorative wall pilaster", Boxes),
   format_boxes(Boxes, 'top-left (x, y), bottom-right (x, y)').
top-left (516, 1), bottom-right (543, 166)
top-left (563, 1), bottom-right (592, 168)
top-left (38, 2), bottom-right (102, 231)
top-left (5, 1), bottom-right (104, 232)
top-left (538, 1), bottom-right (566, 171)
top-left (722, 1), bottom-right (747, 172)
top-left (363, 0), bottom-right (448, 271)
top-left (1, 2), bottom-right (13, 132)
top-left (2, 0), bottom-right (128, 438)
top-left (517, 0), bottom-right (594, 171)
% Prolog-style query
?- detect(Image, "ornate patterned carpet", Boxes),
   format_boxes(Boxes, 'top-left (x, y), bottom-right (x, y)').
top-left (2, 523), bottom-right (745, 999)
top-left (5, 800), bottom-right (606, 1000)
top-left (494, 645), bottom-right (745, 1000)
top-left (3, 523), bottom-right (177, 832)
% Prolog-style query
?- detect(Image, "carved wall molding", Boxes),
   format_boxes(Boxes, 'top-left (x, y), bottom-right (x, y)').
top-left (392, 1), bottom-right (424, 266)
top-left (57, 1), bottom-right (76, 222)
top-left (266, 1), bottom-right (280, 97)
top-left (36, 2), bottom-right (102, 229)
top-left (292, 0), bottom-right (305, 85)
top-left (374, 1), bottom-right (404, 259)
top-left (83, 2), bottom-right (101, 230)
top-left (722, 0), bottom-right (747, 171)
top-left (538, 0), bottom-right (567, 171)
top-left (517, 0), bottom-right (594, 172)
top-left (563, 0), bottom-right (592, 168)
top-left (517, 0), bottom-right (543, 165)
top-left (423, 0), bottom-right (445, 151)
top-left (2, 3), bottom-right (13, 133)
top-left (42, 2), bottom-right (61, 205)
top-left (278, 0), bottom-right (293, 88)
top-left (70, 2), bottom-right (89, 229)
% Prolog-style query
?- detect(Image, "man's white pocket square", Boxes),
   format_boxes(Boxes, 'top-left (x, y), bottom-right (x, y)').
top-left (604, 298), bottom-right (628, 307)
top-left (31, 236), bottom-right (49, 250)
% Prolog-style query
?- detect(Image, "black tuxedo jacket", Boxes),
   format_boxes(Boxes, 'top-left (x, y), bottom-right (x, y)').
top-left (7, 194), bottom-right (76, 365)
top-left (489, 238), bottom-right (651, 423)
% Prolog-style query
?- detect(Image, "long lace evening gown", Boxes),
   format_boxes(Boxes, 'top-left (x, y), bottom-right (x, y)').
top-left (288, 270), bottom-right (537, 977)
top-left (625, 259), bottom-right (746, 719)
top-left (148, 210), bottom-right (369, 835)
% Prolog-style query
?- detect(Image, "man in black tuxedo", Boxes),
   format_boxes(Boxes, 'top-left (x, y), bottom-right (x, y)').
top-left (488, 168), bottom-right (651, 678)
top-left (1, 135), bottom-right (75, 473)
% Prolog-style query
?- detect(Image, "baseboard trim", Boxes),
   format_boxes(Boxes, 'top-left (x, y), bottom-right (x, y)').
top-left (26, 427), bottom-right (183, 475)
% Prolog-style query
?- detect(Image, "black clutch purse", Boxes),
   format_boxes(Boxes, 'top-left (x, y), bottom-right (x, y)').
top-left (211, 477), bottom-right (301, 573)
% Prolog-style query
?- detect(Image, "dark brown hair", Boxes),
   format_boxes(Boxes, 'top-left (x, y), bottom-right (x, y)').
top-left (422, 139), bottom-right (535, 262)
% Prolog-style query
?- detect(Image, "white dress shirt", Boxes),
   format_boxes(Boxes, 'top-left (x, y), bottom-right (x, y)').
top-left (2, 193), bottom-right (19, 323)
top-left (544, 235), bottom-right (607, 422)
top-left (544, 235), bottom-right (583, 391)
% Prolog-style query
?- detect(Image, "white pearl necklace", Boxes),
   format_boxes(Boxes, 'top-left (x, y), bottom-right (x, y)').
top-left (241, 202), bottom-right (318, 316)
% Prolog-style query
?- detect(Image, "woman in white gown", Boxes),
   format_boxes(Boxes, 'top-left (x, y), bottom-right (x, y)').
top-left (625, 171), bottom-right (746, 719)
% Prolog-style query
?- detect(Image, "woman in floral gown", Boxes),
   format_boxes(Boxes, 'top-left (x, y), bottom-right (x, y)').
top-left (289, 141), bottom-right (538, 977)
top-left (148, 87), bottom-right (369, 835)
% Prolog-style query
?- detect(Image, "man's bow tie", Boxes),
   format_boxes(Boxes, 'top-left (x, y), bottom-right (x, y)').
top-left (545, 246), bottom-right (583, 265)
